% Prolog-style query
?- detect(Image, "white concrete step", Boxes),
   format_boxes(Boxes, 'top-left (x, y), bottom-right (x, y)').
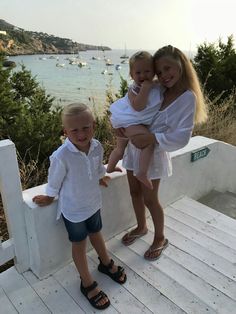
top-left (198, 190), bottom-right (236, 219)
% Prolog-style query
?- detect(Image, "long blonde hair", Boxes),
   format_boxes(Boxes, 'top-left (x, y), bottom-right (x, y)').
top-left (153, 45), bottom-right (207, 124)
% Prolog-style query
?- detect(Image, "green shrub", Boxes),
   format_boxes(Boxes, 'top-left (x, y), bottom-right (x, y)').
top-left (193, 35), bottom-right (236, 103)
top-left (0, 56), bottom-right (62, 167)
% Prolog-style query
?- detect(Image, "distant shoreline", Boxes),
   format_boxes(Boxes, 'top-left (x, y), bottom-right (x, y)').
top-left (7, 50), bottom-right (112, 57)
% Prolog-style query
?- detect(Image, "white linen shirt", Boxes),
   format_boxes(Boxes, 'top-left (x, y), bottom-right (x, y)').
top-left (45, 138), bottom-right (106, 222)
top-left (110, 83), bottom-right (161, 128)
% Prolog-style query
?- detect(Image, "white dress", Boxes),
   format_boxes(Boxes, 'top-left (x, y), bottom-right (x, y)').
top-left (122, 89), bottom-right (196, 179)
top-left (110, 83), bottom-right (161, 128)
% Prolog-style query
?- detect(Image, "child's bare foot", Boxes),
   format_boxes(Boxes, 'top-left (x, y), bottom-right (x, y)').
top-left (136, 174), bottom-right (153, 189)
top-left (106, 166), bottom-right (123, 173)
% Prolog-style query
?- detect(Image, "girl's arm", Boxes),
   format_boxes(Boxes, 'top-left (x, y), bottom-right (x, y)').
top-left (131, 92), bottom-right (196, 150)
top-left (128, 81), bottom-right (153, 112)
top-left (154, 97), bottom-right (195, 152)
top-left (130, 132), bottom-right (157, 149)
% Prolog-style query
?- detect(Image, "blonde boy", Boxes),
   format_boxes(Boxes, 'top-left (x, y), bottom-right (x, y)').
top-left (33, 103), bottom-right (126, 310)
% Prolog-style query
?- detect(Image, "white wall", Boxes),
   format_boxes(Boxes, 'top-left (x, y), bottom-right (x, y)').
top-left (0, 140), bottom-right (29, 272)
top-left (22, 136), bottom-right (236, 278)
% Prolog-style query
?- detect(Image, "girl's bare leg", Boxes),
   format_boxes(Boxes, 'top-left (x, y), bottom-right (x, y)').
top-left (122, 170), bottom-right (148, 245)
top-left (72, 241), bottom-right (109, 306)
top-left (106, 137), bottom-right (128, 173)
top-left (142, 179), bottom-right (166, 259)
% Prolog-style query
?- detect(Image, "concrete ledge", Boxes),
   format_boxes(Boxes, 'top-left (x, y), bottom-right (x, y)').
top-left (23, 163), bottom-right (135, 278)
top-left (22, 136), bottom-right (236, 278)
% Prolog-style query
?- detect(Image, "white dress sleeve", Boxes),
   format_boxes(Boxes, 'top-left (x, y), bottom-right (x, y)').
top-left (155, 91), bottom-right (196, 152)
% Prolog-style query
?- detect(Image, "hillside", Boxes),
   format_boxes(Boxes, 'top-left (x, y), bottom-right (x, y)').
top-left (0, 19), bottom-right (111, 55)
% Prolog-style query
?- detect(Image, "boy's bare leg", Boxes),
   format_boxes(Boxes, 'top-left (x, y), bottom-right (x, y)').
top-left (72, 240), bottom-right (109, 306)
top-left (125, 125), bottom-right (153, 189)
top-left (106, 137), bottom-right (128, 173)
top-left (89, 231), bottom-right (126, 282)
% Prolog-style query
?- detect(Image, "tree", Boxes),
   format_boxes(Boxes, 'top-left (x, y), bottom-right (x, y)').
top-left (0, 55), bottom-right (62, 164)
top-left (193, 35), bottom-right (236, 102)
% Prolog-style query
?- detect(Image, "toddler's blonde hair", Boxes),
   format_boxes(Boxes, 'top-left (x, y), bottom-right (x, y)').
top-left (153, 45), bottom-right (208, 124)
top-left (129, 51), bottom-right (153, 72)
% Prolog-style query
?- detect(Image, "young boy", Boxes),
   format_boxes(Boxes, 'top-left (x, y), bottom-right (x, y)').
top-left (33, 103), bottom-right (126, 310)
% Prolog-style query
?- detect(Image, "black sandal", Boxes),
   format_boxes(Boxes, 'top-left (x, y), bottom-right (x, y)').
top-left (80, 280), bottom-right (110, 310)
top-left (98, 257), bottom-right (127, 284)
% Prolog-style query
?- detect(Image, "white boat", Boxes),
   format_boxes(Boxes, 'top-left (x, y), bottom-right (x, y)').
top-left (106, 61), bottom-right (113, 66)
top-left (101, 69), bottom-right (108, 74)
top-left (115, 64), bottom-right (121, 70)
top-left (56, 63), bottom-right (65, 67)
top-left (92, 56), bottom-right (101, 60)
top-left (120, 44), bottom-right (129, 59)
top-left (121, 59), bottom-right (129, 64)
top-left (78, 61), bottom-right (87, 67)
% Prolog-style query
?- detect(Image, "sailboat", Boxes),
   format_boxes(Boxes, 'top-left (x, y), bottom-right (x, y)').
top-left (120, 44), bottom-right (129, 59)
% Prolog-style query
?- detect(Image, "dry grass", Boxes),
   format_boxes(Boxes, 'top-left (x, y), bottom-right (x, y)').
top-left (193, 92), bottom-right (236, 146)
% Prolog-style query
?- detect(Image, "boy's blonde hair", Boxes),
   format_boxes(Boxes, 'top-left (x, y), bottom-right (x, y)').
top-left (62, 103), bottom-right (94, 124)
top-left (153, 45), bottom-right (208, 124)
top-left (129, 51), bottom-right (153, 71)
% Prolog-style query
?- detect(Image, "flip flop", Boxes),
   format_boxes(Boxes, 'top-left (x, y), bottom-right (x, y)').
top-left (122, 230), bottom-right (148, 246)
top-left (144, 239), bottom-right (169, 261)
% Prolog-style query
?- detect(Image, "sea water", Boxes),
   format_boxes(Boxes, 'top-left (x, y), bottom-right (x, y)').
top-left (8, 49), bottom-right (142, 110)
top-left (8, 48), bottom-right (194, 111)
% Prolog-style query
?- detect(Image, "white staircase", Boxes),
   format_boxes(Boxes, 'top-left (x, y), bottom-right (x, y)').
top-left (1, 196), bottom-right (236, 313)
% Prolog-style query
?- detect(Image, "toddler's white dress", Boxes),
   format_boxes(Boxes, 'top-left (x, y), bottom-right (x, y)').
top-left (110, 83), bottom-right (161, 128)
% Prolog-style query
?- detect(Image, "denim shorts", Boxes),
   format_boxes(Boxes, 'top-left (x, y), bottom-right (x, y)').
top-left (62, 209), bottom-right (102, 242)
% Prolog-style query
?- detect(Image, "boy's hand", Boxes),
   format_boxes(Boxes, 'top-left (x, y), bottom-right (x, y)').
top-left (99, 176), bottom-right (111, 187)
top-left (32, 195), bottom-right (54, 207)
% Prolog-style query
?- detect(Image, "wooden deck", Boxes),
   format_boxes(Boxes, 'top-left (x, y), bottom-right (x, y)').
top-left (1, 196), bottom-right (236, 314)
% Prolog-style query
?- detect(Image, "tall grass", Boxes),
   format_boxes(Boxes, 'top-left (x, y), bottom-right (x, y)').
top-left (193, 90), bottom-right (236, 145)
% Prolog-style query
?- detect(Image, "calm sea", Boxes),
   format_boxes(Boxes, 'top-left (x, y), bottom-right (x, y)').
top-left (8, 49), bottom-right (194, 110)
top-left (8, 49), bottom-right (144, 109)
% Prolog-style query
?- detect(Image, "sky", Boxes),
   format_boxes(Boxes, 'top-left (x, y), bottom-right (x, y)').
top-left (0, 0), bottom-right (235, 52)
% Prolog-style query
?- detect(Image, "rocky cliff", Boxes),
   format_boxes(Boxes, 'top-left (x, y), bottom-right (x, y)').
top-left (0, 19), bottom-right (111, 55)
